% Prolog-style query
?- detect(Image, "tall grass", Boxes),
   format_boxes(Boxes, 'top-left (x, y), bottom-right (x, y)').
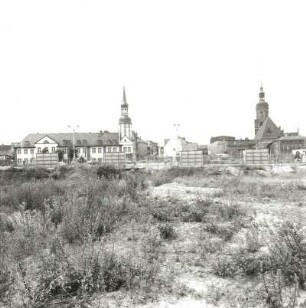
top-left (0, 166), bottom-right (172, 307)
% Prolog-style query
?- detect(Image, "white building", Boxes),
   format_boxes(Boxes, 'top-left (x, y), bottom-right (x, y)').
top-left (164, 136), bottom-right (198, 161)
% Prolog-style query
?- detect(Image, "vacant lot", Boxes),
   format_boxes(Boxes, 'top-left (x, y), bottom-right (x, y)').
top-left (1, 164), bottom-right (306, 308)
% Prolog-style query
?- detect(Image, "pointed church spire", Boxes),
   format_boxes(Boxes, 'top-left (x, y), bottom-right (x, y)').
top-left (122, 86), bottom-right (127, 104)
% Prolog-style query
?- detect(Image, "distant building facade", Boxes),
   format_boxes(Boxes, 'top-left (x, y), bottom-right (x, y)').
top-left (164, 136), bottom-right (199, 161)
top-left (0, 145), bottom-right (13, 165)
top-left (15, 88), bottom-right (136, 166)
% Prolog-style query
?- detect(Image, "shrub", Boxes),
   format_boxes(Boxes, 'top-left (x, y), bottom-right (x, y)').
top-left (0, 232), bottom-right (13, 303)
top-left (212, 254), bottom-right (237, 278)
top-left (97, 165), bottom-right (122, 179)
top-left (260, 268), bottom-right (300, 308)
top-left (158, 223), bottom-right (177, 240)
top-left (202, 222), bottom-right (237, 241)
top-left (265, 221), bottom-right (306, 289)
top-left (245, 225), bottom-right (261, 253)
top-left (199, 233), bottom-right (224, 254)
top-left (14, 238), bottom-right (163, 306)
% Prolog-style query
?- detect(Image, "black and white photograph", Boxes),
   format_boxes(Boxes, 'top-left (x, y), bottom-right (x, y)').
top-left (1, 1), bottom-right (306, 307)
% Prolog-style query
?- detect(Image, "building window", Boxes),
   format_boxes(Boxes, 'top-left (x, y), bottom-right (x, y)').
top-left (113, 147), bottom-right (117, 152)
top-left (92, 148), bottom-right (96, 154)
top-left (123, 147), bottom-right (127, 153)
top-left (17, 149), bottom-right (21, 155)
top-left (98, 148), bottom-right (102, 153)
top-left (17, 158), bottom-right (22, 164)
top-left (30, 158), bottom-right (34, 164)
top-left (37, 147), bottom-right (41, 153)
top-left (83, 148), bottom-right (86, 154)
top-left (63, 148), bottom-right (67, 154)
top-left (107, 147), bottom-right (111, 153)
top-left (127, 147), bottom-right (131, 153)
top-left (52, 147), bottom-right (56, 153)
top-left (24, 158), bottom-right (28, 164)
top-left (24, 149), bottom-right (28, 154)
top-left (30, 149), bottom-right (34, 154)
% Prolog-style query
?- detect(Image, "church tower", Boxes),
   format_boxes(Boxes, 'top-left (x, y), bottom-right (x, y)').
top-left (254, 85), bottom-right (269, 135)
top-left (119, 86), bottom-right (132, 140)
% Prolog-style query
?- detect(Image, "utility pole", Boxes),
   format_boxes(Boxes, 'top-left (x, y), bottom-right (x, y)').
top-left (173, 124), bottom-right (180, 137)
top-left (68, 125), bottom-right (79, 161)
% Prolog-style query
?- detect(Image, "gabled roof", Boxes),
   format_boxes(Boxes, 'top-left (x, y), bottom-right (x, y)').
top-left (21, 132), bottom-right (119, 147)
top-left (278, 135), bottom-right (306, 141)
top-left (255, 117), bottom-right (283, 141)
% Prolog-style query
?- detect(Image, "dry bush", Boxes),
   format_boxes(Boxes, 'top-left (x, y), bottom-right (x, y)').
top-left (206, 280), bottom-right (267, 308)
top-left (0, 231), bottom-right (14, 304)
top-left (260, 269), bottom-right (300, 308)
top-left (60, 196), bottom-right (132, 244)
top-left (245, 225), bottom-right (262, 253)
top-left (97, 165), bottom-right (122, 179)
top-left (211, 247), bottom-right (267, 278)
top-left (265, 221), bottom-right (306, 289)
top-left (12, 236), bottom-right (163, 307)
top-left (158, 223), bottom-right (177, 240)
top-left (198, 232), bottom-right (224, 254)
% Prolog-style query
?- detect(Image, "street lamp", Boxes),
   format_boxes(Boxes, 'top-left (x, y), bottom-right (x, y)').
top-left (68, 125), bottom-right (79, 161)
top-left (173, 124), bottom-right (180, 137)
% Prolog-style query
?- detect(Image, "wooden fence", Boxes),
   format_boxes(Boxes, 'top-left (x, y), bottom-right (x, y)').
top-left (36, 153), bottom-right (59, 168)
top-left (104, 153), bottom-right (127, 168)
top-left (179, 150), bottom-right (205, 167)
top-left (244, 149), bottom-right (270, 164)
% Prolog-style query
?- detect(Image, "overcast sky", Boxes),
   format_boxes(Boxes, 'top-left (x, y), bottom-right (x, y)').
top-left (1, 0), bottom-right (306, 145)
